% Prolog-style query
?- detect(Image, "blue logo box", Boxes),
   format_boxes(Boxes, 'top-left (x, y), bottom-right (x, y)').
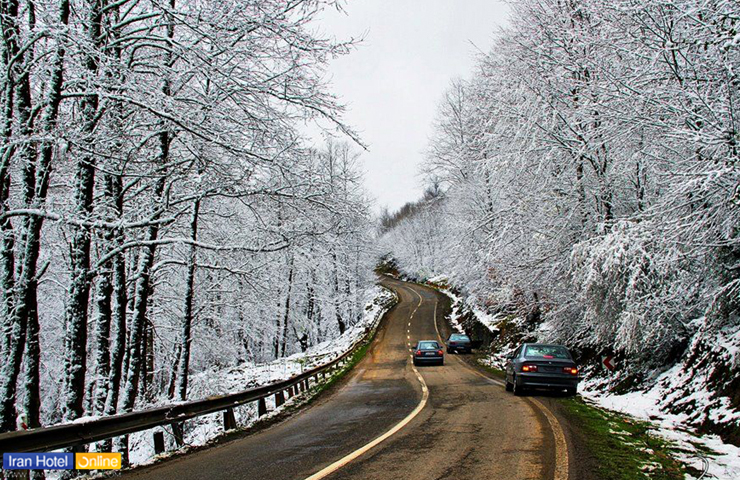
top-left (3, 453), bottom-right (74, 470)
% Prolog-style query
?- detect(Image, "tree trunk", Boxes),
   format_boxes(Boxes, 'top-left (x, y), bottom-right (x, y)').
top-left (175, 199), bottom-right (200, 401)
top-left (280, 255), bottom-right (294, 357)
top-left (62, 0), bottom-right (103, 422)
top-left (22, 281), bottom-right (41, 427)
top-left (143, 316), bottom-right (154, 401)
top-left (274, 294), bottom-right (281, 359)
top-left (103, 175), bottom-right (127, 420)
top-left (332, 251), bottom-right (346, 335)
top-left (0, 0), bottom-right (18, 361)
top-left (119, 247), bottom-right (138, 394)
top-left (168, 344), bottom-right (180, 399)
top-left (91, 273), bottom-right (112, 414)
top-left (305, 278), bottom-right (315, 343)
top-left (101, 0), bottom-right (127, 420)
top-left (120, 0), bottom-right (176, 420)
top-left (575, 159), bottom-right (587, 227)
top-left (0, 0), bottom-right (23, 431)
top-left (120, 230), bottom-right (159, 413)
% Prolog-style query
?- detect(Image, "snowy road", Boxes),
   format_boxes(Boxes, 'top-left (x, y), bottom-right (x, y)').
top-left (119, 278), bottom-right (566, 480)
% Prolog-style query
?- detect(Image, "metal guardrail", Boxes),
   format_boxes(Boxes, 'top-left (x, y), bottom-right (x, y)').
top-left (0, 293), bottom-right (396, 455)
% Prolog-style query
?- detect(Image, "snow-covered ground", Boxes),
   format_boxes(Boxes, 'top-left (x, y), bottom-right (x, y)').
top-left (581, 374), bottom-right (740, 480)
top-left (72, 285), bottom-right (397, 477)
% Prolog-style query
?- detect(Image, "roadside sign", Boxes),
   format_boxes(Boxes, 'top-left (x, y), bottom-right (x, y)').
top-left (602, 355), bottom-right (615, 371)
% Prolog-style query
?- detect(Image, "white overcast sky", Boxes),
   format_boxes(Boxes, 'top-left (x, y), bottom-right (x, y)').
top-left (314, 0), bottom-right (510, 213)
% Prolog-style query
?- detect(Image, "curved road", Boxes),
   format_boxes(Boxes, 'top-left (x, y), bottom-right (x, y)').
top-left (122, 278), bottom-right (567, 480)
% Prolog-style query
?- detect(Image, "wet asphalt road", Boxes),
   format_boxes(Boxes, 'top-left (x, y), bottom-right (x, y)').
top-left (120, 278), bottom-right (562, 480)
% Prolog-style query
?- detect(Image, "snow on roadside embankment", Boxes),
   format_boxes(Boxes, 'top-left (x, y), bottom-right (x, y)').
top-left (427, 276), bottom-right (740, 479)
top-left (579, 325), bottom-right (740, 480)
top-left (124, 285), bottom-right (397, 468)
top-left (586, 373), bottom-right (740, 480)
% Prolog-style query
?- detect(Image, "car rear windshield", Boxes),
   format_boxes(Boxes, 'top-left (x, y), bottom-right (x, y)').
top-left (418, 341), bottom-right (440, 350)
top-left (450, 334), bottom-right (470, 341)
top-left (524, 345), bottom-right (571, 359)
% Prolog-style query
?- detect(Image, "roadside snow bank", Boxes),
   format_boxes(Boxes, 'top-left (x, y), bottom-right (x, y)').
top-left (582, 379), bottom-right (740, 480)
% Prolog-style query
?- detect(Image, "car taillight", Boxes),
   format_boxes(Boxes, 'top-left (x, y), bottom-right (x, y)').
top-left (438, 350), bottom-right (444, 355)
top-left (415, 350), bottom-right (421, 356)
top-left (521, 364), bottom-right (538, 372)
top-left (563, 367), bottom-right (578, 375)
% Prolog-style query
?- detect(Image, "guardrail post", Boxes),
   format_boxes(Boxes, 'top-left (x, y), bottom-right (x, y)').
top-left (303, 379), bottom-right (309, 391)
top-left (223, 408), bottom-right (237, 431)
top-left (275, 391), bottom-right (285, 407)
top-left (171, 422), bottom-right (184, 447)
top-left (258, 397), bottom-right (267, 417)
top-left (153, 431), bottom-right (165, 455)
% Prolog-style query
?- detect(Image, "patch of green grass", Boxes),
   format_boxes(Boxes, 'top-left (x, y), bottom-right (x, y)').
top-left (311, 338), bottom-right (374, 396)
top-left (559, 397), bottom-right (686, 480)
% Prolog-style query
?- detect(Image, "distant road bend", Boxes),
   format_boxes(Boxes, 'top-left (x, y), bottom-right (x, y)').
top-left (122, 278), bottom-right (570, 480)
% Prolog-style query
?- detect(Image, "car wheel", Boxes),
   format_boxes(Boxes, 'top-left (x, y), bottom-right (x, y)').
top-left (439, 358), bottom-right (444, 366)
top-left (565, 387), bottom-right (577, 397)
top-left (513, 376), bottom-right (526, 396)
top-left (505, 377), bottom-right (513, 392)
top-left (413, 359), bottom-right (418, 366)
top-left (446, 347), bottom-right (451, 354)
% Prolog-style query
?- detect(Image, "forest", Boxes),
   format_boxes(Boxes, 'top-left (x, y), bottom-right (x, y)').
top-left (2, 0), bottom-right (739, 470)
top-left (382, 0), bottom-right (740, 438)
top-left (0, 0), bottom-right (377, 460)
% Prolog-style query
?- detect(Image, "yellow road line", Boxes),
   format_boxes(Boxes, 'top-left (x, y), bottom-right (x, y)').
top-left (303, 364), bottom-right (429, 480)
top-left (530, 397), bottom-right (569, 480)
top-left (447, 350), bottom-right (570, 480)
top-left (303, 288), bottom-right (429, 480)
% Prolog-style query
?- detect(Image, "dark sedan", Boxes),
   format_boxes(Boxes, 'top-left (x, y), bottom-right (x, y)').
top-left (413, 340), bottom-right (444, 366)
top-left (504, 343), bottom-right (579, 396)
top-left (446, 333), bottom-right (472, 353)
